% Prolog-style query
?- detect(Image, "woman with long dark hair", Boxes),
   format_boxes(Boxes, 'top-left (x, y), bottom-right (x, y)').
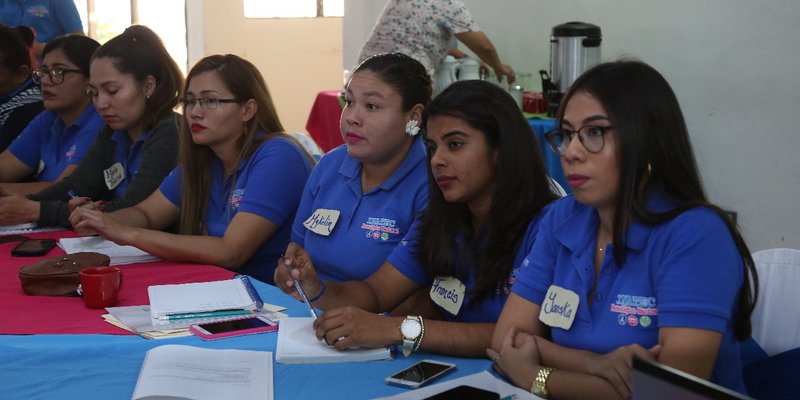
top-left (276, 80), bottom-right (557, 357)
top-left (489, 60), bottom-right (757, 398)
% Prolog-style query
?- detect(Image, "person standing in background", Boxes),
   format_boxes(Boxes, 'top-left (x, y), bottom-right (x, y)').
top-left (0, 0), bottom-right (84, 59)
top-left (357, 0), bottom-right (515, 85)
top-left (0, 24), bottom-right (43, 151)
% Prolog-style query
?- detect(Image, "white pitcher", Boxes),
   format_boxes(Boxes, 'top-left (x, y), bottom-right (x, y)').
top-left (459, 58), bottom-right (480, 81)
top-left (434, 56), bottom-right (459, 95)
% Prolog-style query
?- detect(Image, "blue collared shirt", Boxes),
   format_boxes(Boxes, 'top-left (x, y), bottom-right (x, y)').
top-left (160, 136), bottom-right (313, 284)
top-left (291, 139), bottom-right (429, 282)
top-left (512, 193), bottom-right (747, 393)
top-left (10, 103), bottom-right (103, 181)
top-left (0, 0), bottom-right (84, 43)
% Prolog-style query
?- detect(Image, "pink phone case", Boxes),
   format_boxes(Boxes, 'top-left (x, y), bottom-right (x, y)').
top-left (189, 316), bottom-right (279, 340)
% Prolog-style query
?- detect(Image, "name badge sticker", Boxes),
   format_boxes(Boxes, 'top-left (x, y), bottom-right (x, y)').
top-left (429, 276), bottom-right (465, 316)
top-left (103, 162), bottom-right (125, 190)
top-left (303, 208), bottom-right (341, 236)
top-left (539, 285), bottom-right (580, 330)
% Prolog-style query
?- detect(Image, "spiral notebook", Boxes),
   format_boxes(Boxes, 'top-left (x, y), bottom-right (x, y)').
top-left (147, 276), bottom-right (263, 320)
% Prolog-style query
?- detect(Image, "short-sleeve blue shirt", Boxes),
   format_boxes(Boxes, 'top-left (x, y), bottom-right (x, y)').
top-left (512, 194), bottom-right (747, 393)
top-left (388, 203), bottom-right (552, 323)
top-left (160, 136), bottom-right (313, 284)
top-left (292, 140), bottom-right (428, 282)
top-left (0, 0), bottom-right (84, 42)
top-left (9, 103), bottom-right (103, 181)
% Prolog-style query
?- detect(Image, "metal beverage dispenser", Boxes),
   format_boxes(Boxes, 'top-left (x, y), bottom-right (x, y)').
top-left (540, 22), bottom-right (602, 116)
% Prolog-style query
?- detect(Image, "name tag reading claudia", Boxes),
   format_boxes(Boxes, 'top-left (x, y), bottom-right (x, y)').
top-left (539, 285), bottom-right (580, 330)
top-left (103, 162), bottom-right (125, 190)
top-left (303, 208), bottom-right (340, 236)
top-left (430, 276), bottom-right (465, 316)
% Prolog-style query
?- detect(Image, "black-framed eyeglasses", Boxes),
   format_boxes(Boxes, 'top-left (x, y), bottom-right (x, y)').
top-left (181, 97), bottom-right (240, 110)
top-left (31, 67), bottom-right (83, 85)
top-left (544, 125), bottom-right (614, 154)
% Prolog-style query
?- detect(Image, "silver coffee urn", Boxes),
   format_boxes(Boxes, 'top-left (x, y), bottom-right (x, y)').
top-left (540, 22), bottom-right (602, 116)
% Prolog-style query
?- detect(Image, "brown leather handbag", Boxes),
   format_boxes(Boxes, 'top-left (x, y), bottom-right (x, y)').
top-left (19, 252), bottom-right (111, 296)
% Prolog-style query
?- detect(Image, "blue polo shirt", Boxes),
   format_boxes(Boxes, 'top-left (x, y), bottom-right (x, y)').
top-left (10, 103), bottom-right (102, 181)
top-left (512, 193), bottom-right (747, 393)
top-left (388, 204), bottom-right (551, 323)
top-left (160, 136), bottom-right (313, 284)
top-left (292, 140), bottom-right (429, 282)
top-left (0, 0), bottom-right (83, 43)
top-left (107, 126), bottom-right (156, 198)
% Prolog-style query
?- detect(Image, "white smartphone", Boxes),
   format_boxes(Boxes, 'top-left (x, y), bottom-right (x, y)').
top-left (189, 316), bottom-right (278, 340)
top-left (385, 359), bottom-right (456, 389)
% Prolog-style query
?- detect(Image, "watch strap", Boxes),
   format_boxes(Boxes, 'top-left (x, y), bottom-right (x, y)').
top-left (531, 367), bottom-right (554, 398)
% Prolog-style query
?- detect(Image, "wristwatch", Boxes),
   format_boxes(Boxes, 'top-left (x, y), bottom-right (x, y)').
top-left (400, 316), bottom-right (422, 357)
top-left (531, 367), bottom-right (554, 398)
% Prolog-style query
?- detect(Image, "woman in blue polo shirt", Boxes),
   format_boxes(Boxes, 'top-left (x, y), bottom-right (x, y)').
top-left (276, 80), bottom-right (559, 357)
top-left (71, 54), bottom-right (314, 285)
top-left (488, 61), bottom-right (757, 398)
top-left (0, 34), bottom-right (101, 194)
top-left (289, 53), bottom-right (430, 282)
top-left (0, 26), bottom-right (182, 228)
top-left (0, 25), bottom-right (42, 153)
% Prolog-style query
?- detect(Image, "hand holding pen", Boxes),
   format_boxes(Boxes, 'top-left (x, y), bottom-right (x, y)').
top-left (67, 190), bottom-right (105, 213)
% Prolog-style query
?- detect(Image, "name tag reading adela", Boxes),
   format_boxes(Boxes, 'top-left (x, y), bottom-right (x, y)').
top-left (104, 162), bottom-right (125, 190)
top-left (303, 208), bottom-right (340, 236)
top-left (539, 285), bottom-right (579, 330)
top-left (430, 276), bottom-right (465, 316)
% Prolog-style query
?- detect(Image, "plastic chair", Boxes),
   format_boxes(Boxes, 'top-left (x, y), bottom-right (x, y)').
top-left (289, 132), bottom-right (324, 161)
top-left (749, 248), bottom-right (800, 356)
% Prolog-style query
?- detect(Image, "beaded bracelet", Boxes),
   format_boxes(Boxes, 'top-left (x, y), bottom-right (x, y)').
top-left (308, 279), bottom-right (327, 303)
top-left (412, 316), bottom-right (425, 352)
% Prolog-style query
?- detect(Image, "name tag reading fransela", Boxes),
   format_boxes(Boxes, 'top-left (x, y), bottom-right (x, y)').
top-left (303, 208), bottom-right (340, 236)
top-left (539, 285), bottom-right (580, 330)
top-left (430, 276), bottom-right (465, 316)
top-left (103, 162), bottom-right (125, 190)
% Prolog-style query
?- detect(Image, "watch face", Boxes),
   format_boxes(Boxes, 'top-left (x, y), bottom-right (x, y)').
top-left (401, 319), bottom-right (421, 338)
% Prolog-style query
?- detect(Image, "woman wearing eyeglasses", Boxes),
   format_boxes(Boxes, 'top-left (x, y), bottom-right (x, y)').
top-left (0, 34), bottom-right (102, 195)
top-left (0, 24), bottom-right (43, 153)
top-left (0, 25), bottom-right (183, 228)
top-left (488, 60), bottom-right (757, 398)
top-left (69, 54), bottom-right (314, 284)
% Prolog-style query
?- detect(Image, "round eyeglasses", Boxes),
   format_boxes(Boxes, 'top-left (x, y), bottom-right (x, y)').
top-left (544, 125), bottom-right (614, 154)
top-left (181, 97), bottom-right (240, 110)
top-left (31, 67), bottom-right (83, 85)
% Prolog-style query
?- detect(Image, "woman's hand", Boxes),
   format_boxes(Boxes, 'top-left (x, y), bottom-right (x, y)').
top-left (70, 207), bottom-right (132, 244)
top-left (274, 242), bottom-right (323, 302)
top-left (487, 326), bottom-right (542, 389)
top-left (584, 343), bottom-right (661, 399)
top-left (0, 189), bottom-right (38, 225)
top-left (313, 307), bottom-right (398, 350)
top-left (495, 64), bottom-right (516, 85)
top-left (68, 196), bottom-right (105, 213)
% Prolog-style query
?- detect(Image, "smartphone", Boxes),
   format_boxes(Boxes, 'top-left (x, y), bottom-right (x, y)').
top-left (425, 385), bottom-right (500, 400)
top-left (11, 239), bottom-right (56, 257)
top-left (385, 360), bottom-right (456, 389)
top-left (189, 316), bottom-right (278, 340)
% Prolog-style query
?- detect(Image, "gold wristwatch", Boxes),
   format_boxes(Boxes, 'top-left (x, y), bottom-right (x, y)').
top-left (531, 367), bottom-right (554, 398)
top-left (400, 316), bottom-right (422, 357)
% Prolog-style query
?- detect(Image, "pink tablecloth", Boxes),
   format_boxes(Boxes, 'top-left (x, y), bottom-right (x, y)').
top-left (0, 230), bottom-right (235, 335)
top-left (306, 89), bottom-right (344, 152)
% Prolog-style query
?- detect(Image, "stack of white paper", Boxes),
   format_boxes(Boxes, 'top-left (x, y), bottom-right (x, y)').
top-left (275, 317), bottom-right (393, 364)
top-left (58, 236), bottom-right (160, 266)
top-left (132, 345), bottom-right (273, 400)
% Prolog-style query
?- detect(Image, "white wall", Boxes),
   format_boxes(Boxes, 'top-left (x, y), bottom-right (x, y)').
top-left (344, 0), bottom-right (800, 251)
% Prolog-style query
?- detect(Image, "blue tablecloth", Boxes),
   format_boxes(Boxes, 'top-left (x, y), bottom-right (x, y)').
top-left (528, 118), bottom-right (569, 194)
top-left (0, 280), bottom-right (493, 399)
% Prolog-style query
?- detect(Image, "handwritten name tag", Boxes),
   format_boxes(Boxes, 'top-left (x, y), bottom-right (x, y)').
top-left (303, 208), bottom-right (340, 236)
top-left (430, 276), bottom-right (465, 316)
top-left (539, 285), bottom-right (580, 330)
top-left (103, 162), bottom-right (125, 190)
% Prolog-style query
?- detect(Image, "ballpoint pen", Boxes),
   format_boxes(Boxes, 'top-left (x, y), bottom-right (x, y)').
top-left (157, 309), bottom-right (253, 321)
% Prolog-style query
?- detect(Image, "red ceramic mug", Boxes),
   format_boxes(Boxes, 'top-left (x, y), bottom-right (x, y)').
top-left (79, 266), bottom-right (122, 309)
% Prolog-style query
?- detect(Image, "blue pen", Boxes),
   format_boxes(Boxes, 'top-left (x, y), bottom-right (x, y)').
top-left (67, 190), bottom-right (78, 199)
top-left (157, 309), bottom-right (253, 321)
